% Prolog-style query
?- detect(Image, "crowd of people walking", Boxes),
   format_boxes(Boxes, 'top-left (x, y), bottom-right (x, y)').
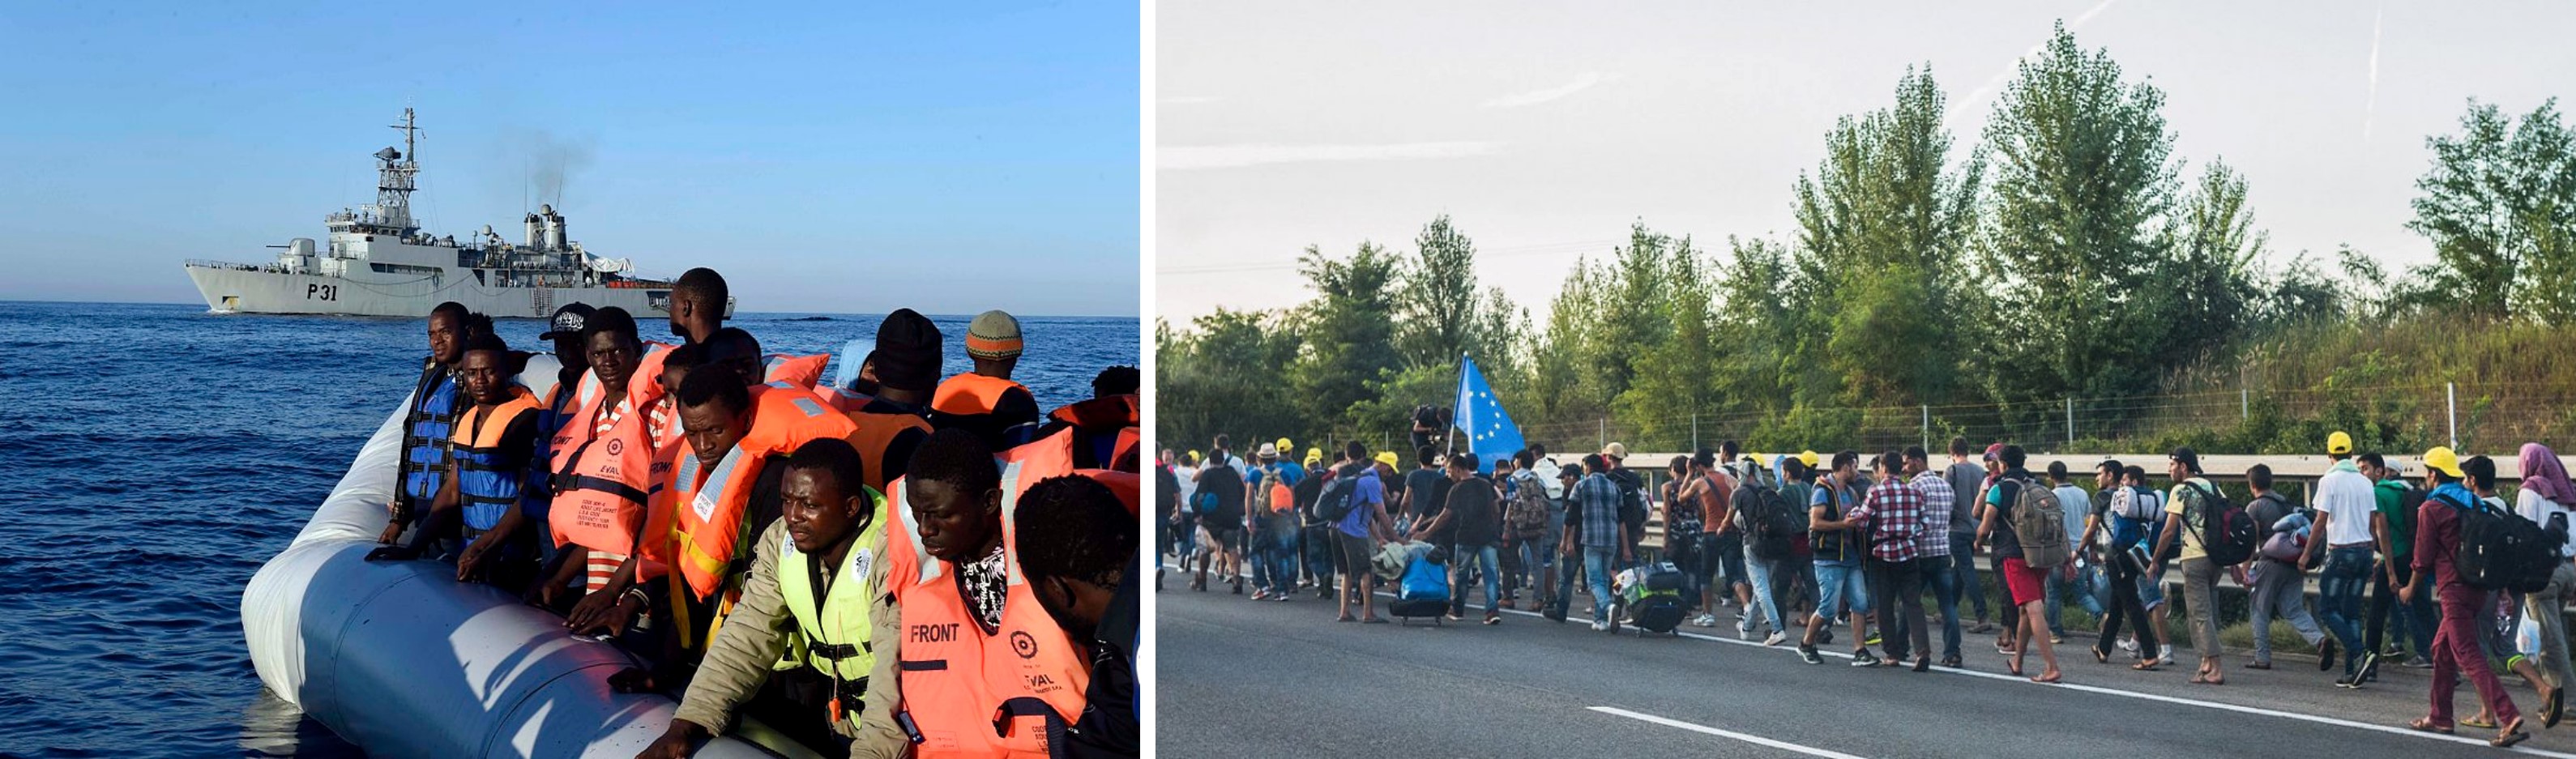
top-left (1159, 429), bottom-right (2576, 750)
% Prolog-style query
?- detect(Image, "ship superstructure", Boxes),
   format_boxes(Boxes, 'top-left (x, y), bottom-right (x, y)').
top-left (184, 109), bottom-right (722, 318)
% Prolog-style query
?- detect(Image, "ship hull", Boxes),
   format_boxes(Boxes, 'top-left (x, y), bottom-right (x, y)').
top-left (185, 263), bottom-right (666, 318)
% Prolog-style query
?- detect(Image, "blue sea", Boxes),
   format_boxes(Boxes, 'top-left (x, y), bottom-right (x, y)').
top-left (0, 301), bottom-right (1138, 757)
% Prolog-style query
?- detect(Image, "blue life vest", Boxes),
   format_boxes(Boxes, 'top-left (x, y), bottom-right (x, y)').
top-left (520, 382), bottom-right (579, 526)
top-left (452, 389), bottom-right (541, 532)
top-left (401, 364), bottom-right (462, 504)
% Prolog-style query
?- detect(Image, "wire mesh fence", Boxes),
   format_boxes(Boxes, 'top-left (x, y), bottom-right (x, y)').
top-left (1391, 382), bottom-right (2576, 458)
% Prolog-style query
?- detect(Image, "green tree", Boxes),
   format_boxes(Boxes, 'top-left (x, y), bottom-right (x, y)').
top-left (1154, 310), bottom-right (1304, 451)
top-left (1708, 236), bottom-right (1809, 417)
top-left (1976, 22), bottom-right (2180, 410)
top-left (1524, 261), bottom-right (1604, 428)
top-left (1613, 240), bottom-right (1721, 450)
top-left (1792, 65), bottom-right (1983, 407)
top-left (1288, 241), bottom-right (1403, 438)
top-left (2408, 98), bottom-right (2576, 322)
top-left (1394, 215), bottom-right (1482, 369)
top-left (2145, 159), bottom-right (2265, 371)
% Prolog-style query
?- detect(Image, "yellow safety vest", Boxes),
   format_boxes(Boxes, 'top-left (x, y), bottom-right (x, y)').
top-left (776, 491), bottom-right (889, 681)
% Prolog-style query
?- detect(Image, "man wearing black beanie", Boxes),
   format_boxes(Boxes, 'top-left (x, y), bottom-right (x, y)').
top-left (839, 309), bottom-right (942, 492)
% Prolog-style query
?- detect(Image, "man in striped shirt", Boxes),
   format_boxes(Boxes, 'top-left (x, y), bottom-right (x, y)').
top-left (1907, 446), bottom-right (1963, 667)
top-left (1848, 451), bottom-right (1930, 671)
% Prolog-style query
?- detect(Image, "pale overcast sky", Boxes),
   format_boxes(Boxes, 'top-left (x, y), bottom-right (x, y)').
top-left (1156, 1), bottom-right (2576, 321)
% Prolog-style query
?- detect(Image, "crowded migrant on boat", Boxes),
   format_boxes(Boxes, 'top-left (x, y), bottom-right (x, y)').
top-left (367, 267), bottom-right (1142, 758)
top-left (1160, 420), bottom-right (2576, 750)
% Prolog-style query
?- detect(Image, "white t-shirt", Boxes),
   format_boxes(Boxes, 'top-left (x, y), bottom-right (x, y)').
top-left (2517, 489), bottom-right (2574, 558)
top-left (2315, 464), bottom-right (2378, 547)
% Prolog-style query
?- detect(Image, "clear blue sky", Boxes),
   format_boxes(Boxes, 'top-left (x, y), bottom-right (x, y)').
top-left (0, 2), bottom-right (1138, 317)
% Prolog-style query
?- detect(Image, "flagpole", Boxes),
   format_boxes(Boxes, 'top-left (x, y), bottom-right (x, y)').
top-left (1448, 355), bottom-right (1462, 462)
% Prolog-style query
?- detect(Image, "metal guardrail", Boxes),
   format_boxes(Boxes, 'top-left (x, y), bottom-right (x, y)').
top-left (1616, 450), bottom-right (2576, 552)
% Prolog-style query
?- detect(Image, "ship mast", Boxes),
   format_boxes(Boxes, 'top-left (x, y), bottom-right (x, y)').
top-left (373, 109), bottom-right (421, 232)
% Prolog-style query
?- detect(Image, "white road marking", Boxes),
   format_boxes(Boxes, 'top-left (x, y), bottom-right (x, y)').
top-left (1343, 587), bottom-right (2576, 757)
top-left (1589, 706), bottom-right (1871, 759)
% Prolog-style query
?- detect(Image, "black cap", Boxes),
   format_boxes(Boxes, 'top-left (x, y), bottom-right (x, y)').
top-left (873, 309), bottom-right (942, 393)
top-left (538, 302), bottom-right (596, 340)
top-left (2169, 446), bottom-right (2202, 474)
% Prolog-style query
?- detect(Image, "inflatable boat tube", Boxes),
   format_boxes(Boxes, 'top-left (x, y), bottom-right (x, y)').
top-left (241, 356), bottom-right (778, 758)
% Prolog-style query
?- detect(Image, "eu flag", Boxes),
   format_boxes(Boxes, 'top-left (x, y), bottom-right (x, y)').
top-left (1452, 355), bottom-right (1526, 475)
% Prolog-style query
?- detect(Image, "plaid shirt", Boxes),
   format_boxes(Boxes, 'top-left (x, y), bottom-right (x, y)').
top-left (1911, 471), bottom-right (1954, 557)
top-left (1843, 476), bottom-right (1924, 562)
top-left (1574, 473), bottom-right (1625, 548)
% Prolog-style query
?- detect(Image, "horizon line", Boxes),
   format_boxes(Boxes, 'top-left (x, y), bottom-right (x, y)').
top-left (0, 297), bottom-right (1140, 322)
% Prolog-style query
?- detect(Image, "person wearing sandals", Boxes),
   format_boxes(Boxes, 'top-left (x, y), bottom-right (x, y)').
top-left (1331, 442), bottom-right (1398, 625)
top-left (2081, 459), bottom-right (2162, 672)
top-left (2514, 442), bottom-right (2576, 727)
top-left (1976, 445), bottom-right (2061, 683)
top-left (2401, 447), bottom-right (2529, 748)
top-left (2153, 448), bottom-right (2227, 685)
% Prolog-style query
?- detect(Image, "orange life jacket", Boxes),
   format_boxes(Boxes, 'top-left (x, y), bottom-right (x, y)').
top-left (632, 343), bottom-right (822, 395)
top-left (664, 386), bottom-right (859, 603)
top-left (763, 352), bottom-right (830, 390)
top-left (845, 407), bottom-right (933, 493)
top-left (545, 371), bottom-right (668, 578)
top-left (819, 386), bottom-right (874, 414)
top-left (1005, 433), bottom-right (1142, 515)
top-left (630, 341), bottom-right (679, 397)
top-left (930, 372), bottom-right (1028, 416)
top-left (882, 460), bottom-right (1101, 757)
top-left (1028, 394), bottom-right (1140, 472)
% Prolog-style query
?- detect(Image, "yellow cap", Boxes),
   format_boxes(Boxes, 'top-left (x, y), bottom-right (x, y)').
top-left (1277, 437), bottom-right (1294, 454)
top-left (2327, 431), bottom-right (2353, 455)
top-left (1799, 450), bottom-right (1820, 467)
top-left (1305, 446), bottom-right (1323, 463)
top-left (1374, 451), bottom-right (1400, 468)
top-left (1187, 450), bottom-right (1202, 463)
top-left (2423, 446), bottom-right (2464, 478)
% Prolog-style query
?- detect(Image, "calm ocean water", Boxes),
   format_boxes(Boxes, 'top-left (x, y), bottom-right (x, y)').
top-left (0, 301), bottom-right (1138, 757)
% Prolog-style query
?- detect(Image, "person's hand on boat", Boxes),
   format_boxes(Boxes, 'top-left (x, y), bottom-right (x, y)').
top-left (375, 520), bottom-right (404, 546)
top-left (637, 717), bottom-right (705, 758)
top-left (455, 539), bottom-right (495, 582)
top-left (567, 588), bottom-right (643, 636)
top-left (566, 589), bottom-right (620, 632)
top-left (527, 578), bottom-right (569, 610)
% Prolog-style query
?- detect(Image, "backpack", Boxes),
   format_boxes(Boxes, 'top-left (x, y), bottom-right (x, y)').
top-left (1504, 473), bottom-right (1552, 537)
top-left (2183, 481), bottom-right (2260, 567)
top-left (2007, 477), bottom-right (2072, 569)
top-left (2452, 492), bottom-right (2559, 594)
top-left (1737, 484), bottom-right (1800, 560)
top-left (1312, 473), bottom-right (1361, 522)
top-left (1190, 490), bottom-right (1218, 517)
top-left (1252, 467), bottom-right (1295, 516)
top-left (1616, 474), bottom-right (1648, 526)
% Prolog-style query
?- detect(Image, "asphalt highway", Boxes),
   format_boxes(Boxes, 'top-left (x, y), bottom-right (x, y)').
top-left (1159, 578), bottom-right (2576, 758)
